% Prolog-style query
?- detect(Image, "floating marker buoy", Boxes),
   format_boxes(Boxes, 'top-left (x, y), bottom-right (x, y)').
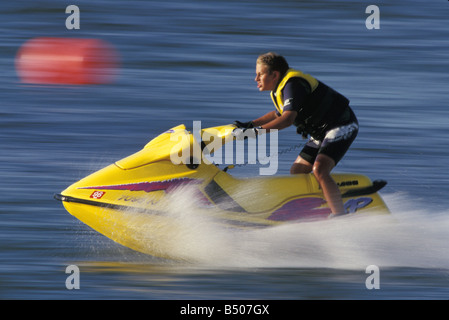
top-left (15, 37), bottom-right (119, 85)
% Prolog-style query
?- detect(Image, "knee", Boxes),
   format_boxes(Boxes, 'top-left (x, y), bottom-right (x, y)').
top-left (290, 164), bottom-right (300, 174)
top-left (312, 164), bottom-right (330, 181)
top-left (290, 163), bottom-right (312, 175)
top-left (290, 165), bottom-right (301, 174)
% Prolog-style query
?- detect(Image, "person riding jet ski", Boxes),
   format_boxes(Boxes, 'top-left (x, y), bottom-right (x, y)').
top-left (234, 52), bottom-right (358, 217)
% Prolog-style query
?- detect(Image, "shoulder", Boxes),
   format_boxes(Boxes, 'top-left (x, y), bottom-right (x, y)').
top-left (283, 77), bottom-right (312, 95)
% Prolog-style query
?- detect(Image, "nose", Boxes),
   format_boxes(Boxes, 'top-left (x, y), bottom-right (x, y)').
top-left (254, 74), bottom-right (259, 82)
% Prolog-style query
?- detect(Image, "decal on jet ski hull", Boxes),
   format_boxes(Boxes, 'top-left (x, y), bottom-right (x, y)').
top-left (79, 178), bottom-right (201, 193)
top-left (268, 196), bottom-right (373, 221)
top-left (89, 191), bottom-right (105, 199)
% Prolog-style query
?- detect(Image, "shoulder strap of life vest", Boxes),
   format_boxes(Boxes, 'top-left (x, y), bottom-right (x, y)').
top-left (270, 69), bottom-right (319, 114)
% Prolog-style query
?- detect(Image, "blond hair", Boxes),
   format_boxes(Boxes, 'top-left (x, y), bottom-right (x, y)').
top-left (257, 52), bottom-right (289, 75)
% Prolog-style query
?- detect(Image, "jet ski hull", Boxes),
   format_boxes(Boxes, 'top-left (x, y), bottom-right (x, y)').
top-left (56, 124), bottom-right (390, 259)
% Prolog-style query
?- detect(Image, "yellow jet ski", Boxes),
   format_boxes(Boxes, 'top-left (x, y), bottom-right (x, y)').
top-left (55, 124), bottom-right (389, 259)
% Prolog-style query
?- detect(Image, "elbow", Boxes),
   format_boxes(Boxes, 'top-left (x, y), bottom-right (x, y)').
top-left (282, 113), bottom-right (296, 128)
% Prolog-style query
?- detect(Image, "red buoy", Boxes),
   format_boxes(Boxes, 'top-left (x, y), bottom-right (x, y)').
top-left (15, 37), bottom-right (119, 85)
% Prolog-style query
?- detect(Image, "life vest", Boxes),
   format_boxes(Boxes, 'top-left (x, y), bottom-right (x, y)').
top-left (270, 68), bottom-right (350, 139)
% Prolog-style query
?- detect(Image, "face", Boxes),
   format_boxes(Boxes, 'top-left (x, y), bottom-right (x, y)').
top-left (255, 63), bottom-right (280, 91)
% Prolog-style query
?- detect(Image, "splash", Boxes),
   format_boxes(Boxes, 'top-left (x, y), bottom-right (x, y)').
top-left (78, 181), bottom-right (449, 270)
top-left (129, 189), bottom-right (449, 270)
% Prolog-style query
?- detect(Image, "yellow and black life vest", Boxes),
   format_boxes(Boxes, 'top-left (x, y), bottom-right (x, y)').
top-left (270, 69), bottom-right (319, 115)
top-left (270, 68), bottom-right (351, 139)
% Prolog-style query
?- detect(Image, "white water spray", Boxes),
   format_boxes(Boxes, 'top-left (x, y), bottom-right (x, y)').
top-left (135, 187), bottom-right (449, 270)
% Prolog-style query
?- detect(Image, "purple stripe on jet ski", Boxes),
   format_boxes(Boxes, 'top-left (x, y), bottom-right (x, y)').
top-left (267, 196), bottom-right (374, 221)
top-left (268, 197), bottom-right (331, 221)
top-left (79, 178), bottom-right (201, 193)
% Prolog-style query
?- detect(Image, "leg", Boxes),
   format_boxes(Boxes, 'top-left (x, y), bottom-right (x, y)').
top-left (313, 121), bottom-right (359, 216)
top-left (291, 135), bottom-right (346, 215)
top-left (291, 137), bottom-right (319, 174)
top-left (290, 155), bottom-right (313, 174)
top-left (313, 154), bottom-right (345, 216)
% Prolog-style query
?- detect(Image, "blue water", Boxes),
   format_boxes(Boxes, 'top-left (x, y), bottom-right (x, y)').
top-left (1, 0), bottom-right (449, 301)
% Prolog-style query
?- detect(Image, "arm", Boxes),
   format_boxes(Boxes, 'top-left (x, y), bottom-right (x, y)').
top-left (258, 110), bottom-right (297, 133)
top-left (257, 78), bottom-right (309, 133)
top-left (239, 77), bottom-right (306, 133)
top-left (252, 110), bottom-right (278, 127)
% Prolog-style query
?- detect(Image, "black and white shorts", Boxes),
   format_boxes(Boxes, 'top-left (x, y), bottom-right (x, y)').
top-left (299, 122), bottom-right (359, 165)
